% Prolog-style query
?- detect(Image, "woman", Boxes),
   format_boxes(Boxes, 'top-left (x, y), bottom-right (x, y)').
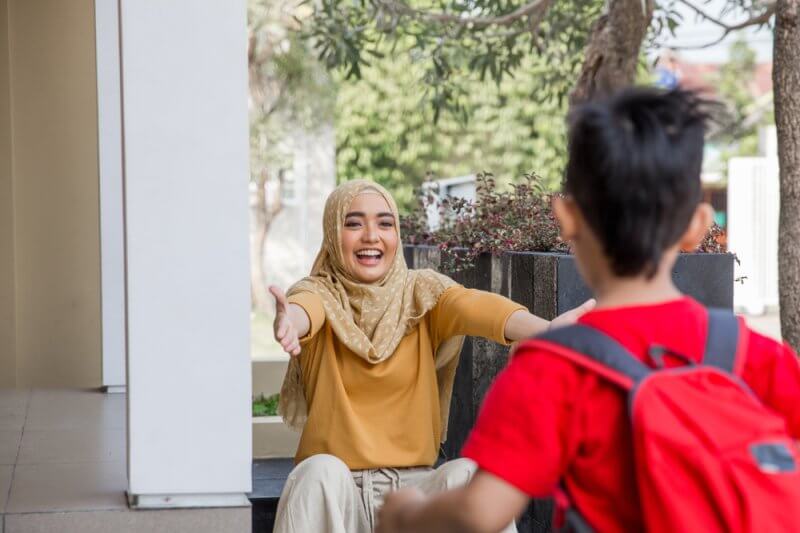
top-left (270, 180), bottom-right (592, 533)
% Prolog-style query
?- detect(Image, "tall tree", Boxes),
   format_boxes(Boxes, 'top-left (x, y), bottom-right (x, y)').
top-left (773, 0), bottom-right (800, 347)
top-left (570, 0), bottom-right (654, 104)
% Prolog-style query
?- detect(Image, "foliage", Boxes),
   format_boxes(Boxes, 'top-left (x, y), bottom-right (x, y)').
top-left (709, 38), bottom-right (774, 174)
top-left (402, 173), bottom-right (729, 273)
top-left (401, 173), bottom-right (566, 272)
top-left (252, 393), bottom-right (280, 417)
top-left (335, 51), bottom-right (569, 211)
top-left (310, 0), bottom-right (604, 117)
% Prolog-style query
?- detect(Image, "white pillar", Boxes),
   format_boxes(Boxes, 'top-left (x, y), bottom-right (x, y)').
top-left (728, 156), bottom-right (780, 315)
top-left (120, 0), bottom-right (252, 507)
top-left (95, 0), bottom-right (126, 393)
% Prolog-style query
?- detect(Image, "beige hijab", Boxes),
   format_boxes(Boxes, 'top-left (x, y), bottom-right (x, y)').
top-left (279, 180), bottom-right (465, 442)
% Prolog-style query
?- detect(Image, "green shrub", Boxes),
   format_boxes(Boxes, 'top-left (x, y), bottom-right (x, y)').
top-left (252, 393), bottom-right (280, 417)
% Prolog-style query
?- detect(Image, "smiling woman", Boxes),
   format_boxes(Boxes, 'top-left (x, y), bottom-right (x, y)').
top-left (267, 180), bottom-right (593, 533)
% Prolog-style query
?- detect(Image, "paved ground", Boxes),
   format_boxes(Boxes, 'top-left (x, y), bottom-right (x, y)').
top-left (0, 389), bottom-right (249, 533)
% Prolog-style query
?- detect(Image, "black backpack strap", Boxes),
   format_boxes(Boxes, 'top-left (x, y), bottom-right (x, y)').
top-left (702, 308), bottom-right (741, 374)
top-left (534, 325), bottom-right (651, 388)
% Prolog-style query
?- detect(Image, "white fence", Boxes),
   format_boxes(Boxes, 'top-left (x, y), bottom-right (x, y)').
top-left (727, 156), bottom-right (779, 315)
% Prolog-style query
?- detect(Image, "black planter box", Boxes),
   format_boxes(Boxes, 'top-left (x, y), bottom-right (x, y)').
top-left (404, 245), bottom-right (735, 532)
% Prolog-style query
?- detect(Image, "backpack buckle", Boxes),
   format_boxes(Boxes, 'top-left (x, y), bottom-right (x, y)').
top-left (649, 345), bottom-right (695, 368)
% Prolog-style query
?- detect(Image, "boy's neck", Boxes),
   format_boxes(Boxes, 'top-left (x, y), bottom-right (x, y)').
top-left (592, 270), bottom-right (683, 310)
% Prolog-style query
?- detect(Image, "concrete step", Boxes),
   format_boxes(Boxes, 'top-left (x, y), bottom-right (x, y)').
top-left (249, 458), bottom-right (294, 533)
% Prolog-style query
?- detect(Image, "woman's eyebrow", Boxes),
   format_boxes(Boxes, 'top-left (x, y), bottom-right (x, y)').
top-left (345, 211), bottom-right (394, 218)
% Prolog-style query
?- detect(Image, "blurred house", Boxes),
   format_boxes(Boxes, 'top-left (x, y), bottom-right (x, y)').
top-left (260, 125), bottom-right (335, 291)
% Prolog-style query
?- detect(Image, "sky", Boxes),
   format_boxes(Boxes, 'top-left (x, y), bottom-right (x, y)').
top-left (654, 0), bottom-right (773, 64)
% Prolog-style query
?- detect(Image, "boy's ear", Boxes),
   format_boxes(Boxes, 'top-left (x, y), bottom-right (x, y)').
top-left (679, 203), bottom-right (714, 251)
top-left (552, 195), bottom-right (579, 241)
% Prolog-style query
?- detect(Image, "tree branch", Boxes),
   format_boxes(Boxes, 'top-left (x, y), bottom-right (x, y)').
top-left (377, 0), bottom-right (550, 30)
top-left (670, 0), bottom-right (776, 49)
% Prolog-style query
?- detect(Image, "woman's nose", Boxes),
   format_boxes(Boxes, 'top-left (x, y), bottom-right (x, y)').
top-left (362, 224), bottom-right (379, 242)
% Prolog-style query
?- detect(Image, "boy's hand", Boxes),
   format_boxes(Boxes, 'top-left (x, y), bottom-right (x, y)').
top-left (270, 286), bottom-right (301, 357)
top-left (376, 488), bottom-right (426, 533)
top-left (549, 298), bottom-right (596, 330)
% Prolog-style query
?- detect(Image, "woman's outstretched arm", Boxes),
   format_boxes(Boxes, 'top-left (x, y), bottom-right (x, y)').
top-left (431, 287), bottom-right (595, 345)
top-left (270, 286), bottom-right (311, 357)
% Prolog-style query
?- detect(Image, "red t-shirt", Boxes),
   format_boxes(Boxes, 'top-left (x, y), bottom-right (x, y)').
top-left (462, 297), bottom-right (800, 533)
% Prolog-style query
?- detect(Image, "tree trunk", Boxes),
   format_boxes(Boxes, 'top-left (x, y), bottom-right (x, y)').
top-left (570, 0), bottom-right (655, 105)
top-left (250, 171), bottom-right (280, 312)
top-left (774, 0), bottom-right (800, 349)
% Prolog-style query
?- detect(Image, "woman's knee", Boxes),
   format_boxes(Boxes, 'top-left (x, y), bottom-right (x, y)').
top-left (429, 458), bottom-right (477, 490)
top-left (286, 454), bottom-right (352, 489)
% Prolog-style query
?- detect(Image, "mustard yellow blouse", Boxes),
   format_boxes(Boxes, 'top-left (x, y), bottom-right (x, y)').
top-left (288, 285), bottom-right (526, 470)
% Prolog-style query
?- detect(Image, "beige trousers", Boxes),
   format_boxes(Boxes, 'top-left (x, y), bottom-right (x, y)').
top-left (273, 454), bottom-right (518, 533)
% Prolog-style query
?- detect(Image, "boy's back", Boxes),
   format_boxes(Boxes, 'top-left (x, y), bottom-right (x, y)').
top-left (462, 297), bottom-right (800, 533)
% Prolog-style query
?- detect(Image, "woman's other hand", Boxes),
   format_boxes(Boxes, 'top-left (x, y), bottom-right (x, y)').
top-left (549, 298), bottom-right (596, 330)
top-left (270, 286), bottom-right (301, 357)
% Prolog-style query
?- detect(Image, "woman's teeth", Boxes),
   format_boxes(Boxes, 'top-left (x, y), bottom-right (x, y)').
top-left (356, 250), bottom-right (382, 265)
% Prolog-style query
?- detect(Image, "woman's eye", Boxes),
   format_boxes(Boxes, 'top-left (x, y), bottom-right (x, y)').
top-left (380, 221), bottom-right (394, 228)
top-left (345, 221), bottom-right (361, 228)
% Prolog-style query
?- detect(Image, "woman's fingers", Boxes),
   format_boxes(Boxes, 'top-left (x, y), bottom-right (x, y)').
top-left (284, 338), bottom-right (301, 357)
top-left (276, 315), bottom-right (290, 339)
top-left (279, 330), bottom-right (295, 349)
top-left (269, 285), bottom-right (289, 313)
top-left (550, 298), bottom-right (597, 329)
top-left (287, 339), bottom-right (301, 356)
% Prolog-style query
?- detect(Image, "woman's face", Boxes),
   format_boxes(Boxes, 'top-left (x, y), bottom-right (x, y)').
top-left (341, 192), bottom-right (398, 283)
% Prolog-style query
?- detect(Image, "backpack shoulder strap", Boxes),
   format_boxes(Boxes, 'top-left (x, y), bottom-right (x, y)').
top-left (531, 324), bottom-right (651, 390)
top-left (703, 309), bottom-right (742, 374)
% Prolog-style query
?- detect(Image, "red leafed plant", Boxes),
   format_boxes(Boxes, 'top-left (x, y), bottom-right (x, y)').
top-left (401, 172), bottom-right (726, 273)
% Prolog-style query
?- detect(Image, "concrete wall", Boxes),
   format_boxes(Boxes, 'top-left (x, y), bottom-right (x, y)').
top-left (0, 0), bottom-right (101, 388)
top-left (0, 0), bottom-right (15, 387)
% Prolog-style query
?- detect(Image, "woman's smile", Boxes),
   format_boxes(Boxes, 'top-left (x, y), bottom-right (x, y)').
top-left (354, 247), bottom-right (384, 267)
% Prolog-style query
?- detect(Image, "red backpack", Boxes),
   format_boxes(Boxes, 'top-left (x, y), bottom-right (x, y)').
top-left (527, 309), bottom-right (800, 533)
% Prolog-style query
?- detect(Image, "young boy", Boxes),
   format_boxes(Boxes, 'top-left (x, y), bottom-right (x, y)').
top-left (375, 87), bottom-right (800, 533)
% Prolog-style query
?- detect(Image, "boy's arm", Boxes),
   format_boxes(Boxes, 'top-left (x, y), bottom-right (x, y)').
top-left (741, 331), bottom-right (800, 437)
top-left (377, 470), bottom-right (529, 533)
top-left (377, 347), bottom-right (576, 533)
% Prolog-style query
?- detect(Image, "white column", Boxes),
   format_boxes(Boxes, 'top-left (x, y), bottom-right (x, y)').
top-left (120, 0), bottom-right (252, 508)
top-left (95, 0), bottom-right (126, 393)
top-left (728, 156), bottom-right (780, 315)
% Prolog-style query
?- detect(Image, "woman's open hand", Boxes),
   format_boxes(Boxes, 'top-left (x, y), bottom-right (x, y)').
top-left (270, 286), bottom-right (301, 357)
top-left (549, 298), bottom-right (596, 330)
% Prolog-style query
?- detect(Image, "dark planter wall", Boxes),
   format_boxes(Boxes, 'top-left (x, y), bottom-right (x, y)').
top-left (404, 245), bottom-right (735, 533)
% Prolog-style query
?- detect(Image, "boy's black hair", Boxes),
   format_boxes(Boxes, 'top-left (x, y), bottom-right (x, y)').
top-left (564, 87), bottom-right (714, 278)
